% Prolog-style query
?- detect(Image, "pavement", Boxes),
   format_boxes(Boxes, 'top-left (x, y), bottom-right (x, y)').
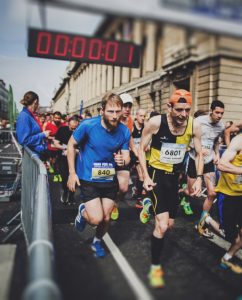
top-left (0, 172), bottom-right (242, 300)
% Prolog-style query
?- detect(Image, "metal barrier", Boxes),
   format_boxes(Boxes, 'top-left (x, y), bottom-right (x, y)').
top-left (21, 147), bottom-right (62, 300)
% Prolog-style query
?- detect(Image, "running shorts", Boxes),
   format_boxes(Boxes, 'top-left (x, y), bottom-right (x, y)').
top-left (217, 193), bottom-right (242, 243)
top-left (187, 156), bottom-right (214, 179)
top-left (147, 166), bottom-right (180, 219)
top-left (80, 179), bottom-right (119, 202)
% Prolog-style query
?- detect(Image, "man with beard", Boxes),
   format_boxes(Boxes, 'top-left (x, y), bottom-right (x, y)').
top-left (67, 93), bottom-right (130, 258)
top-left (187, 100), bottom-right (225, 237)
top-left (138, 89), bottom-right (203, 288)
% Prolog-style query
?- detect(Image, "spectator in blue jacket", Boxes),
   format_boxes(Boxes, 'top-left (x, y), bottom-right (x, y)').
top-left (16, 91), bottom-right (50, 155)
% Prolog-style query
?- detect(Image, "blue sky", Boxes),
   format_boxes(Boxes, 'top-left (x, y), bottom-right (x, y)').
top-left (0, 0), bottom-right (102, 108)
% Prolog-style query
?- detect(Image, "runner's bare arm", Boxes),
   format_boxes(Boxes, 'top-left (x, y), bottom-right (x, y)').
top-left (192, 119), bottom-right (203, 196)
top-left (217, 134), bottom-right (242, 175)
top-left (224, 120), bottom-right (242, 146)
top-left (67, 136), bottom-right (80, 191)
top-left (138, 116), bottom-right (160, 190)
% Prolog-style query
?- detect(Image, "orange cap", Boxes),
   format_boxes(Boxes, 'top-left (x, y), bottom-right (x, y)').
top-left (169, 89), bottom-right (192, 105)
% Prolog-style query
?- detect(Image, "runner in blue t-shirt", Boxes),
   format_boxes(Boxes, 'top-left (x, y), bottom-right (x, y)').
top-left (67, 92), bottom-right (130, 258)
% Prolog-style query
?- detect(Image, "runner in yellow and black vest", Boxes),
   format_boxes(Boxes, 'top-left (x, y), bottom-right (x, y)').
top-left (215, 133), bottom-right (242, 273)
top-left (138, 89), bottom-right (203, 288)
top-left (196, 132), bottom-right (242, 274)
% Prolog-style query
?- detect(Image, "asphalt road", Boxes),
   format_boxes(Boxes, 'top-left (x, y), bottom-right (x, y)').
top-left (50, 175), bottom-right (242, 300)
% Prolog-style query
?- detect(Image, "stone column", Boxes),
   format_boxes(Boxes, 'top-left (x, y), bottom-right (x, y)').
top-left (145, 21), bottom-right (156, 72)
top-left (132, 20), bottom-right (142, 79)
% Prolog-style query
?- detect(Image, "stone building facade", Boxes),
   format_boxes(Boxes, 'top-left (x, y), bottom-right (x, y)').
top-left (52, 17), bottom-right (242, 122)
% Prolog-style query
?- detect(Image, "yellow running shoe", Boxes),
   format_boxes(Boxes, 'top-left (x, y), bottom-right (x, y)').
top-left (53, 175), bottom-right (59, 182)
top-left (197, 212), bottom-right (209, 235)
top-left (148, 266), bottom-right (165, 288)
top-left (140, 198), bottom-right (152, 224)
top-left (111, 206), bottom-right (119, 221)
top-left (220, 258), bottom-right (242, 274)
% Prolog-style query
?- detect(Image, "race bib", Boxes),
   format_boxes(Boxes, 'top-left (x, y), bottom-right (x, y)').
top-left (133, 138), bottom-right (141, 147)
top-left (202, 141), bottom-right (214, 151)
top-left (160, 143), bottom-right (186, 164)
top-left (234, 175), bottom-right (242, 185)
top-left (92, 162), bottom-right (115, 180)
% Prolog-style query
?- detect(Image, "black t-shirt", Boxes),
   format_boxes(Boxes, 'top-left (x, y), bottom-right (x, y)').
top-left (55, 126), bottom-right (73, 146)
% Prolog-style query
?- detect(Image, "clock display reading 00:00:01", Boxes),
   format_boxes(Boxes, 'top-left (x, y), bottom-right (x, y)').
top-left (28, 28), bottom-right (141, 68)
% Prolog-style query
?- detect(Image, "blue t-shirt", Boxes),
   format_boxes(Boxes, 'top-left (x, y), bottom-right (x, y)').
top-left (73, 117), bottom-right (130, 182)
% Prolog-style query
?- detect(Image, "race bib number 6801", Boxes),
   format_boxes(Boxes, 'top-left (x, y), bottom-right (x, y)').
top-left (160, 143), bottom-right (186, 164)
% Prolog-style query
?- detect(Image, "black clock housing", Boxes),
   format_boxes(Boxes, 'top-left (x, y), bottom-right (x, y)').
top-left (28, 28), bottom-right (141, 68)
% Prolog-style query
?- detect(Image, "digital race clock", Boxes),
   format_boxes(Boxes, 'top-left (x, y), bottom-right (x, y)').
top-left (28, 28), bottom-right (141, 68)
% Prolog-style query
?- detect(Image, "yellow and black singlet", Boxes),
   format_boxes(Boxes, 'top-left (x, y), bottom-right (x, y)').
top-left (215, 134), bottom-right (242, 196)
top-left (149, 114), bottom-right (193, 173)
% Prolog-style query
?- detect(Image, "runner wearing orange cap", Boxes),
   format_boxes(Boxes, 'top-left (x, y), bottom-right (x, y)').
top-left (138, 89), bottom-right (203, 288)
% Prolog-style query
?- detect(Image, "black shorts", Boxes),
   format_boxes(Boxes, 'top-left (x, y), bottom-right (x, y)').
top-left (147, 167), bottom-right (180, 219)
top-left (80, 179), bottom-right (119, 203)
top-left (187, 157), bottom-right (214, 179)
top-left (217, 193), bottom-right (242, 242)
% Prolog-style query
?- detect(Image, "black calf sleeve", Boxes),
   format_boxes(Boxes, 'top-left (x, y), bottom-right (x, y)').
top-left (151, 235), bottom-right (164, 265)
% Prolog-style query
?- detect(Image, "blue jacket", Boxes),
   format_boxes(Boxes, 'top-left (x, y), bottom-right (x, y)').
top-left (16, 107), bottom-right (47, 154)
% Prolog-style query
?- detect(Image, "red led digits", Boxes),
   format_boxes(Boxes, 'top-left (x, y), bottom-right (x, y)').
top-left (105, 41), bottom-right (118, 62)
top-left (88, 39), bottom-right (102, 60)
top-left (28, 28), bottom-right (141, 68)
top-left (71, 37), bottom-right (86, 58)
top-left (128, 45), bottom-right (134, 63)
top-left (36, 32), bottom-right (51, 55)
top-left (54, 34), bottom-right (69, 56)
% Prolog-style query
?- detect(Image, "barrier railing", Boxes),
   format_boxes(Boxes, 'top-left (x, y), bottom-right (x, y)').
top-left (21, 147), bottom-right (62, 300)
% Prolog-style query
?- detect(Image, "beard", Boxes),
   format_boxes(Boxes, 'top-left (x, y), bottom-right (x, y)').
top-left (103, 115), bottom-right (120, 130)
top-left (54, 121), bottom-right (61, 126)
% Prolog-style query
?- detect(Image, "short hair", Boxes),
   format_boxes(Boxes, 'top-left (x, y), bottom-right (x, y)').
top-left (101, 92), bottom-right (123, 110)
top-left (69, 115), bottom-right (79, 122)
top-left (53, 111), bottom-right (62, 117)
top-left (210, 100), bottom-right (224, 111)
top-left (20, 91), bottom-right (39, 106)
top-left (194, 109), bottom-right (206, 118)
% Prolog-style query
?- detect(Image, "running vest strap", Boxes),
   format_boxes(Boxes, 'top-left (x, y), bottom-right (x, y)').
top-left (215, 134), bottom-right (242, 196)
top-left (132, 122), bottom-right (144, 147)
top-left (149, 114), bottom-right (193, 173)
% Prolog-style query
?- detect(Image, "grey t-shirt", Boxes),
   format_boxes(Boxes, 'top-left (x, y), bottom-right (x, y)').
top-left (189, 115), bottom-right (225, 164)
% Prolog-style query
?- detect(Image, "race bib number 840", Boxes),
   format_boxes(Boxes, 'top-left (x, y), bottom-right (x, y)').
top-left (160, 143), bottom-right (186, 164)
top-left (92, 162), bottom-right (115, 180)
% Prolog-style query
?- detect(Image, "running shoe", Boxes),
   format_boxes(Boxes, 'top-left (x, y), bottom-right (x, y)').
top-left (111, 206), bottom-right (119, 221)
top-left (140, 198), bottom-right (152, 224)
top-left (148, 266), bottom-right (165, 288)
top-left (183, 202), bottom-right (193, 215)
top-left (48, 166), bottom-right (55, 174)
top-left (60, 190), bottom-right (68, 205)
top-left (197, 212), bottom-right (209, 235)
top-left (202, 228), bottom-right (214, 238)
top-left (58, 174), bottom-right (62, 182)
top-left (53, 175), bottom-right (59, 182)
top-left (180, 197), bottom-right (187, 206)
top-left (220, 258), bottom-right (242, 274)
top-left (75, 203), bottom-right (86, 232)
top-left (91, 241), bottom-right (106, 258)
top-left (135, 198), bottom-right (143, 209)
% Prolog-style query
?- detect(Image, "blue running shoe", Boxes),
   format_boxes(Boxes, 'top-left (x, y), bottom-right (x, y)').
top-left (75, 203), bottom-right (86, 232)
top-left (91, 241), bottom-right (106, 258)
